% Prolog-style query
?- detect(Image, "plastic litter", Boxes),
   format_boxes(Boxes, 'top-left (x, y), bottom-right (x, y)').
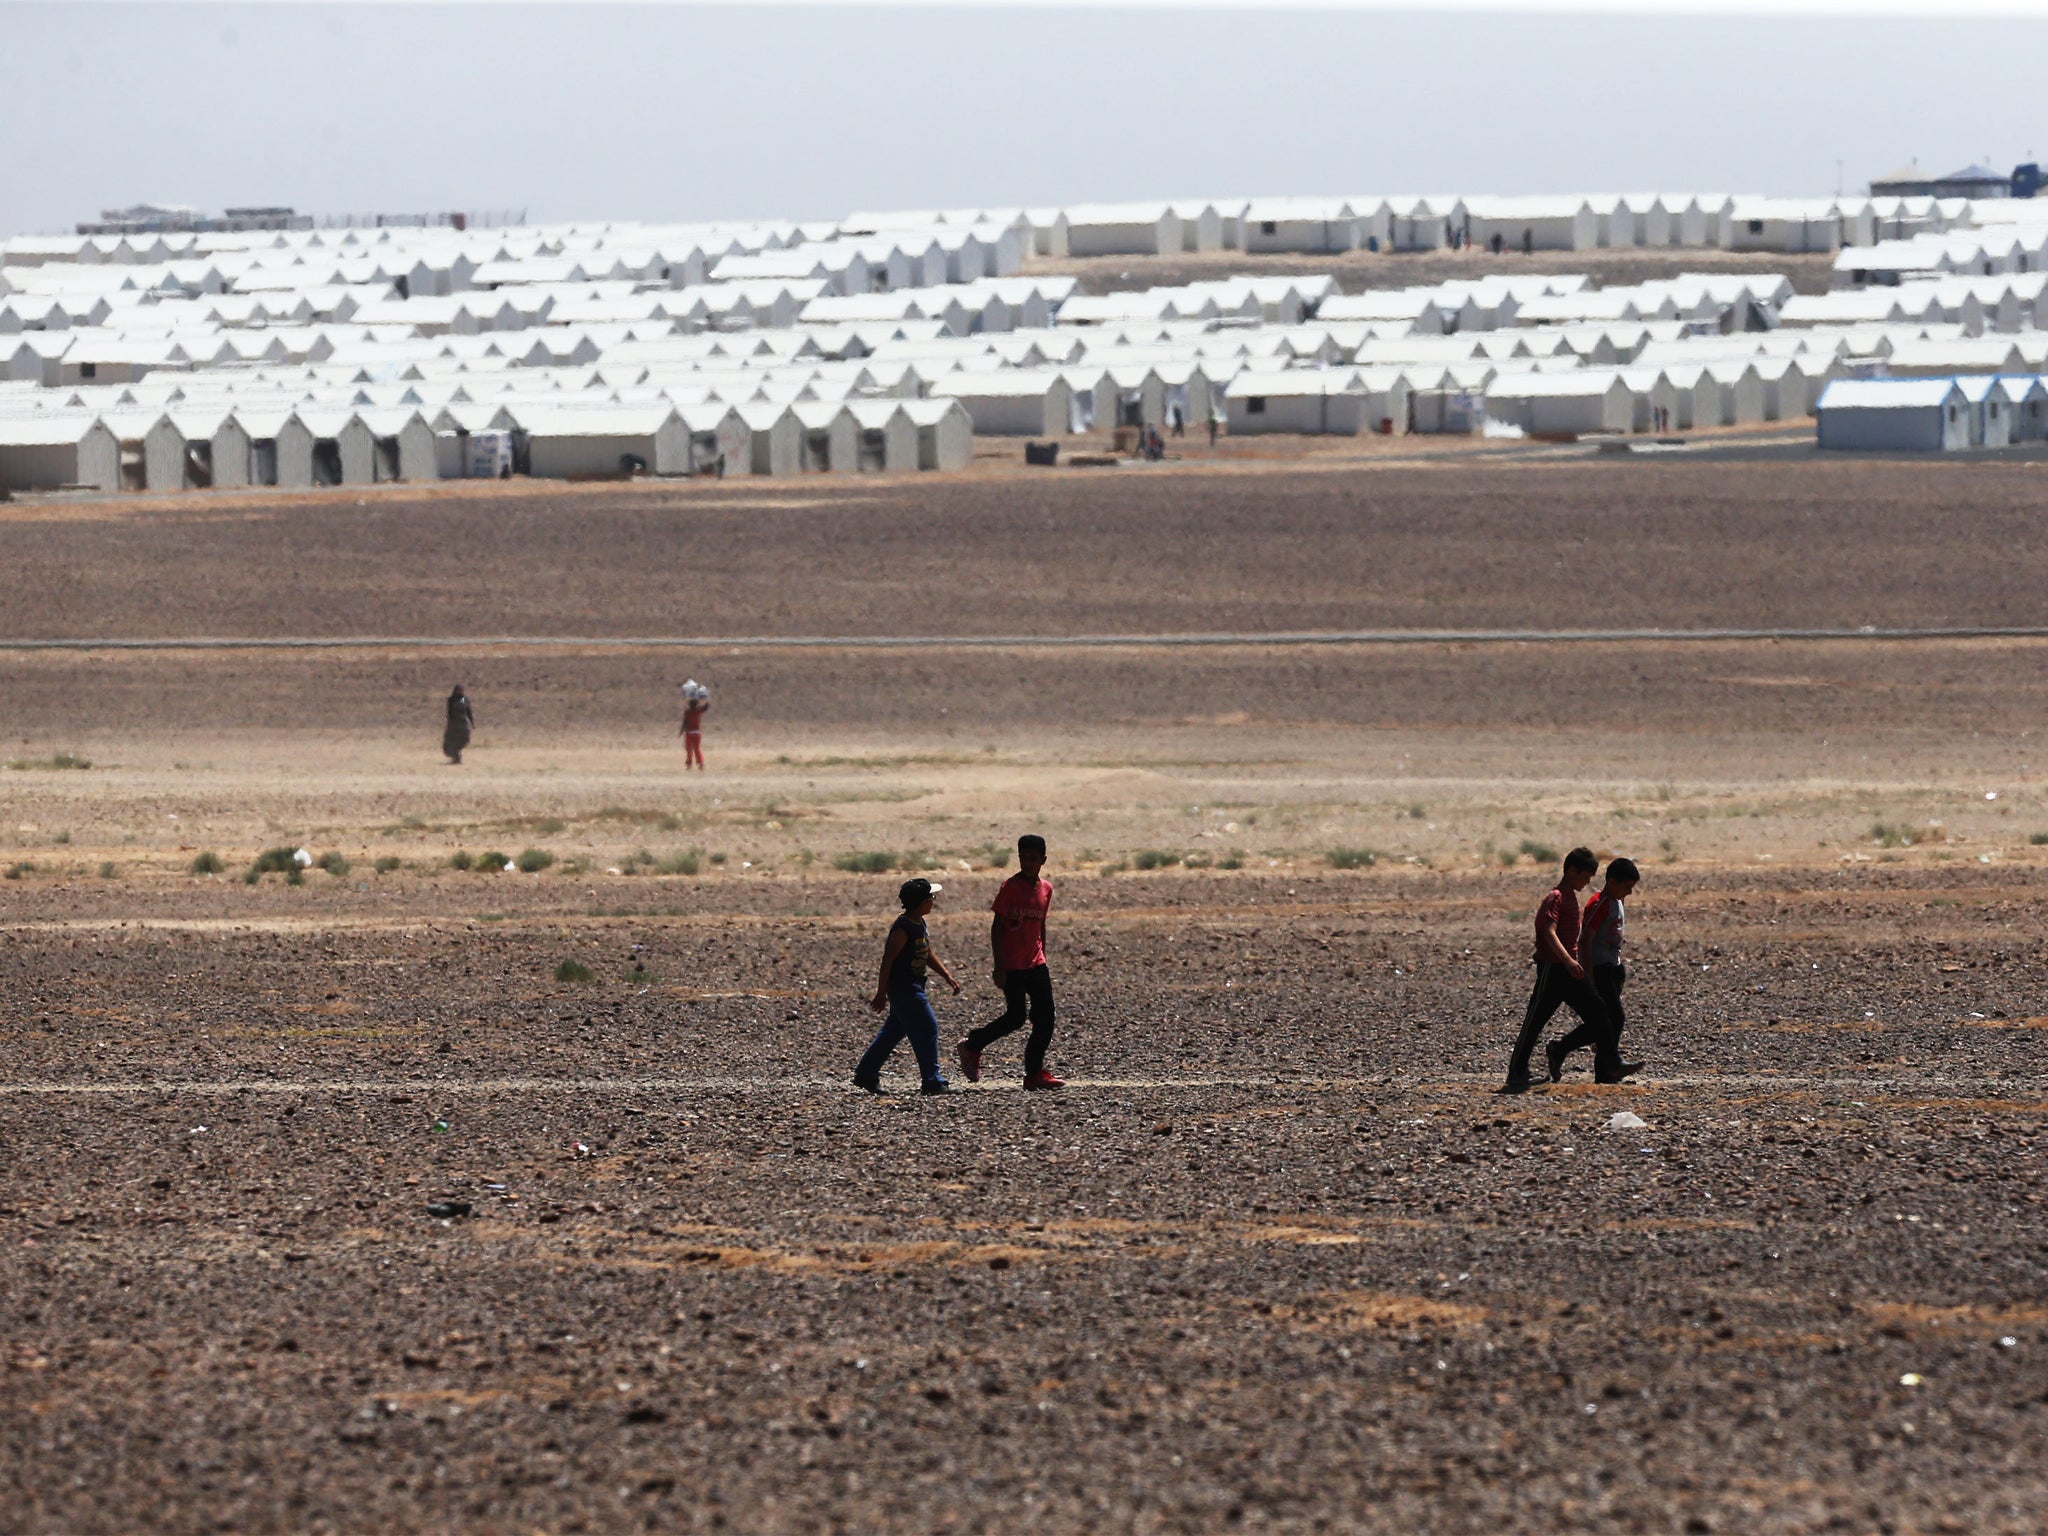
top-left (1607, 1111), bottom-right (1649, 1131)
top-left (291, 848), bottom-right (312, 867)
top-left (429, 1118), bottom-right (450, 1134)
top-left (426, 1200), bottom-right (472, 1219)
top-left (1899, 1372), bottom-right (1924, 1387)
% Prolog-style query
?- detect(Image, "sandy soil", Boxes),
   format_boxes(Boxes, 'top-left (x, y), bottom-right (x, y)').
top-left (2, 465), bottom-right (2046, 1534)
top-left (2, 456), bottom-right (2044, 640)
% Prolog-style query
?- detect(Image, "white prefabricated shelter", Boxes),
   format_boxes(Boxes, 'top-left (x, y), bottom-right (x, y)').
top-left (1386, 196), bottom-right (1464, 251)
top-left (356, 408), bottom-right (439, 481)
top-left (1168, 202), bottom-right (1228, 253)
top-left (1619, 368), bottom-right (1679, 432)
top-left (901, 397), bottom-right (973, 470)
top-left (790, 400), bottom-right (859, 473)
top-left (1062, 203), bottom-right (1184, 258)
top-left (843, 398), bottom-right (919, 472)
top-left (1223, 371), bottom-right (1367, 435)
top-left (1484, 372), bottom-right (1632, 435)
top-left (515, 404), bottom-right (687, 478)
top-left (1466, 197), bottom-right (1599, 253)
top-left (1701, 360), bottom-right (1767, 426)
top-left (735, 401), bottom-right (802, 476)
top-left (929, 371), bottom-right (1074, 437)
top-left (1815, 377), bottom-right (1970, 451)
top-left (2006, 376), bottom-right (2048, 442)
top-left (674, 401), bottom-right (751, 475)
top-left (1954, 375), bottom-right (2014, 448)
top-left (0, 415), bottom-right (119, 491)
top-left (1726, 200), bottom-right (1844, 254)
top-left (1241, 199), bottom-right (1362, 254)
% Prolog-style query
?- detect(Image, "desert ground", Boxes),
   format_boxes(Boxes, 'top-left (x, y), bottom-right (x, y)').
top-left (2, 455), bottom-right (2047, 1535)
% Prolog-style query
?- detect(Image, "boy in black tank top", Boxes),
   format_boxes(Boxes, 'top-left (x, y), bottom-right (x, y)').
top-left (854, 878), bottom-right (961, 1094)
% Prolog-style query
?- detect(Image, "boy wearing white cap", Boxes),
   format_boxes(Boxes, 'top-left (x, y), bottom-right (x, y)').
top-left (853, 877), bottom-right (960, 1095)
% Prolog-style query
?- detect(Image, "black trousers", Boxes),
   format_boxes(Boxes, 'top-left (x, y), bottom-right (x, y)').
top-left (1554, 963), bottom-right (1626, 1067)
top-left (964, 964), bottom-right (1055, 1075)
top-left (1506, 961), bottom-right (1619, 1083)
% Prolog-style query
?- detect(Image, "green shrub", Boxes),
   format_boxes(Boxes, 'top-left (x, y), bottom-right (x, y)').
top-left (553, 959), bottom-right (594, 983)
top-left (374, 855), bottom-right (402, 874)
top-left (5, 753), bottom-right (90, 771)
top-left (241, 865), bottom-right (260, 885)
top-left (285, 867), bottom-right (304, 886)
top-left (833, 851), bottom-right (898, 874)
top-left (515, 848), bottom-right (554, 873)
top-left (188, 851), bottom-right (225, 875)
top-left (3, 862), bottom-right (32, 880)
top-left (2031, 832), bottom-right (2048, 847)
top-left (317, 851), bottom-right (351, 877)
top-left (447, 850), bottom-right (473, 871)
top-left (1871, 822), bottom-right (1942, 849)
top-left (252, 847), bottom-right (300, 873)
top-left (476, 851), bottom-right (509, 871)
top-left (710, 851), bottom-right (728, 865)
top-left (1327, 847), bottom-right (1378, 869)
top-left (1408, 803), bottom-right (1427, 819)
top-left (655, 850), bottom-right (702, 876)
top-left (98, 861), bottom-right (117, 880)
top-left (1133, 850), bottom-right (1181, 870)
top-left (1517, 839), bottom-right (1559, 865)
top-left (1218, 855), bottom-right (1243, 870)
top-left (1498, 848), bottom-right (1521, 867)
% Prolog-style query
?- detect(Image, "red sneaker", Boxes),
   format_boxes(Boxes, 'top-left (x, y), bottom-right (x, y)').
top-left (1023, 1069), bottom-right (1065, 1091)
top-left (955, 1041), bottom-right (982, 1084)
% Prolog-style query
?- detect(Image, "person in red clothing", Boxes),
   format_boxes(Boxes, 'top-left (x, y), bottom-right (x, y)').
top-left (1547, 857), bottom-right (1641, 1082)
top-left (1499, 847), bottom-right (1635, 1093)
top-left (956, 834), bottom-right (1062, 1089)
top-left (680, 685), bottom-right (708, 770)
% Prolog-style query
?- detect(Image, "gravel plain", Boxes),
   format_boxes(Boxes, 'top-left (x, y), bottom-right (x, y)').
top-left (1, 458), bottom-right (2045, 1534)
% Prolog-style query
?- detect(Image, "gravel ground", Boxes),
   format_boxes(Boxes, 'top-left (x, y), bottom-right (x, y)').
top-left (2, 866), bottom-right (2045, 1534)
top-left (4, 465), bottom-right (2046, 1533)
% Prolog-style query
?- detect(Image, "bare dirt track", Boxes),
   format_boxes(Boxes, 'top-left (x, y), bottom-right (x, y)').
top-left (3, 457), bottom-right (2048, 1534)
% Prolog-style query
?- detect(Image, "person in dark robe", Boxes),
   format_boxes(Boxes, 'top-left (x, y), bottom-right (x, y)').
top-left (443, 685), bottom-right (474, 765)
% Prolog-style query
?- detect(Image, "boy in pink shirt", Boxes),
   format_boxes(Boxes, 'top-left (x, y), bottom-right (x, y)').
top-left (957, 834), bottom-right (1063, 1089)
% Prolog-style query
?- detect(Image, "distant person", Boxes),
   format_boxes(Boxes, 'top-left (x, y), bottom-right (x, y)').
top-left (1547, 857), bottom-right (1641, 1082)
top-left (957, 835), bottom-right (1063, 1090)
top-left (1170, 403), bottom-right (1186, 438)
top-left (442, 685), bottom-right (474, 765)
top-left (1207, 413), bottom-right (1220, 447)
top-left (681, 686), bottom-right (709, 770)
top-left (1491, 232), bottom-right (1505, 256)
top-left (1522, 227), bottom-right (1533, 255)
top-left (855, 878), bottom-right (960, 1095)
top-left (1499, 847), bottom-right (1632, 1093)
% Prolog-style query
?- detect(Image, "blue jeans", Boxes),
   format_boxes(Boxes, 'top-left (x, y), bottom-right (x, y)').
top-left (856, 986), bottom-right (945, 1086)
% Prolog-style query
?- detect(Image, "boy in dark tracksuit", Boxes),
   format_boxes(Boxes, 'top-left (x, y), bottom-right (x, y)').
top-left (957, 834), bottom-right (1063, 1090)
top-left (1500, 847), bottom-right (1632, 1093)
top-left (1548, 857), bottom-right (1641, 1082)
top-left (854, 878), bottom-right (960, 1095)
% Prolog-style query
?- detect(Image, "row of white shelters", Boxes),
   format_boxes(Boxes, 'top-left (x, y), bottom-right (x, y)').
top-left (0, 397), bottom-right (973, 492)
top-left (1816, 375), bottom-right (2048, 451)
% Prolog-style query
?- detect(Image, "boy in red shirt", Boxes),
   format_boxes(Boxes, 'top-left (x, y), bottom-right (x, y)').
top-left (1499, 846), bottom-right (1633, 1093)
top-left (1547, 856), bottom-right (1642, 1082)
top-left (681, 692), bottom-right (708, 770)
top-left (957, 834), bottom-right (1063, 1090)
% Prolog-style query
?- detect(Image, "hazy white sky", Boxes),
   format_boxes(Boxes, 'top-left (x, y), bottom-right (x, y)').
top-left (4, 3), bottom-right (2046, 237)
